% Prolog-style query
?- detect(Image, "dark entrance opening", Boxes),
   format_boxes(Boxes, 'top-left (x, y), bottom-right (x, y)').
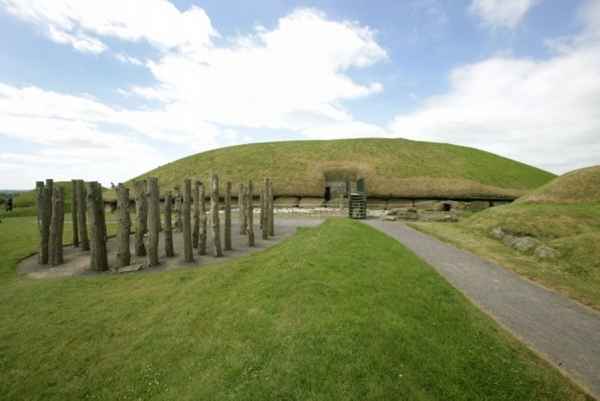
top-left (324, 186), bottom-right (332, 202)
top-left (441, 203), bottom-right (451, 212)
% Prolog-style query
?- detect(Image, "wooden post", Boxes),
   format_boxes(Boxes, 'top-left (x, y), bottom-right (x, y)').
top-left (164, 191), bottom-right (175, 257)
top-left (259, 187), bottom-right (264, 231)
top-left (182, 179), bottom-right (194, 262)
top-left (87, 182), bottom-right (108, 271)
top-left (239, 183), bottom-right (247, 235)
top-left (76, 180), bottom-right (90, 251)
top-left (71, 179), bottom-right (79, 247)
top-left (134, 180), bottom-right (147, 257)
top-left (49, 187), bottom-right (64, 265)
top-left (192, 180), bottom-right (200, 249)
top-left (174, 185), bottom-right (183, 232)
top-left (210, 174), bottom-right (223, 257)
top-left (36, 181), bottom-right (50, 265)
top-left (261, 185), bottom-right (268, 240)
top-left (116, 184), bottom-right (131, 267)
top-left (147, 177), bottom-right (160, 267)
top-left (266, 178), bottom-right (274, 237)
top-left (247, 180), bottom-right (255, 247)
top-left (224, 182), bottom-right (232, 251)
top-left (198, 182), bottom-right (207, 256)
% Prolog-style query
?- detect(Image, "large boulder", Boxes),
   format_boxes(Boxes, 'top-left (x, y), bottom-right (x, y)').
top-left (535, 245), bottom-right (560, 259)
top-left (511, 237), bottom-right (540, 253)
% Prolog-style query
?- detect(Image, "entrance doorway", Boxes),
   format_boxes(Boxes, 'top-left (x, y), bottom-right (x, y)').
top-left (324, 186), bottom-right (332, 202)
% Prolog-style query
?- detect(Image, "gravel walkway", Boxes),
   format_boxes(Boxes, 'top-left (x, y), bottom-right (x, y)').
top-left (365, 219), bottom-right (600, 399)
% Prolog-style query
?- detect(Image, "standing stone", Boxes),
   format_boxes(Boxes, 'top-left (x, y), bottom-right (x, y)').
top-left (49, 187), bottom-right (65, 265)
top-left (266, 178), bottom-right (275, 237)
top-left (210, 174), bottom-right (223, 257)
top-left (87, 182), bottom-right (108, 271)
top-left (71, 179), bottom-right (79, 247)
top-left (261, 185), bottom-right (268, 240)
top-left (182, 179), bottom-right (194, 262)
top-left (36, 181), bottom-right (50, 265)
top-left (134, 180), bottom-right (148, 257)
top-left (76, 180), bottom-right (90, 251)
top-left (247, 180), bottom-right (255, 247)
top-left (224, 182), bottom-right (232, 251)
top-left (192, 181), bottom-right (200, 249)
top-left (174, 186), bottom-right (183, 232)
top-left (164, 191), bottom-right (175, 257)
top-left (147, 177), bottom-right (161, 267)
top-left (198, 182), bottom-right (207, 256)
top-left (239, 183), bottom-right (247, 235)
top-left (116, 184), bottom-right (131, 267)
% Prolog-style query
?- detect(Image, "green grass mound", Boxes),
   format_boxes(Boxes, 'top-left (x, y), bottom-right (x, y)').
top-left (518, 165), bottom-right (600, 204)
top-left (127, 138), bottom-right (554, 199)
top-left (0, 217), bottom-right (590, 400)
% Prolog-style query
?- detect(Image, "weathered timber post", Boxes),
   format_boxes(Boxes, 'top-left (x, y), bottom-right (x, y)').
top-left (49, 187), bottom-right (65, 265)
top-left (259, 187), bottom-right (264, 231)
top-left (116, 184), bottom-right (131, 267)
top-left (164, 191), bottom-right (175, 257)
top-left (247, 180), bottom-right (255, 247)
top-left (210, 174), bottom-right (223, 257)
top-left (174, 185), bottom-right (183, 232)
top-left (134, 180), bottom-right (148, 257)
top-left (87, 182), bottom-right (108, 271)
top-left (36, 181), bottom-right (50, 264)
top-left (75, 180), bottom-right (89, 251)
top-left (71, 179), bottom-right (79, 247)
top-left (239, 183), bottom-right (247, 235)
top-left (192, 180), bottom-right (200, 249)
top-left (182, 179), bottom-right (194, 262)
top-left (147, 177), bottom-right (161, 267)
top-left (266, 178), bottom-right (275, 237)
top-left (198, 182), bottom-right (207, 256)
top-left (224, 182), bottom-right (232, 251)
top-left (261, 184), bottom-right (268, 240)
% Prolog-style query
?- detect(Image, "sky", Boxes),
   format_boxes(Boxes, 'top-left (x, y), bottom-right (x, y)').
top-left (1, 0), bottom-right (599, 189)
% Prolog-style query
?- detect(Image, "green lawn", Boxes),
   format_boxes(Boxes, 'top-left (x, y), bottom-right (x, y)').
top-left (124, 138), bottom-right (554, 199)
top-left (0, 217), bottom-right (591, 401)
top-left (411, 202), bottom-right (600, 310)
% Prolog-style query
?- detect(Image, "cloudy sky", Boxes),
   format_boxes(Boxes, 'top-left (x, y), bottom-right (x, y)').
top-left (1, 0), bottom-right (599, 188)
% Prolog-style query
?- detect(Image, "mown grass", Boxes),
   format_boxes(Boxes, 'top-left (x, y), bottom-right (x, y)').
top-left (124, 138), bottom-right (554, 199)
top-left (519, 166), bottom-right (600, 203)
top-left (412, 202), bottom-right (600, 310)
top-left (0, 216), bottom-right (591, 401)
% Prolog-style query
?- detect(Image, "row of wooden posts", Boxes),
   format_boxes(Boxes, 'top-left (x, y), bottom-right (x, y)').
top-left (36, 176), bottom-right (275, 271)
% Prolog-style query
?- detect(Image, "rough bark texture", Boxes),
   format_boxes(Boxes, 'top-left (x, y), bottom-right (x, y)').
top-left (116, 184), bottom-right (131, 267)
top-left (182, 179), bottom-right (194, 263)
top-left (36, 181), bottom-right (50, 265)
top-left (261, 186), bottom-right (268, 240)
top-left (49, 187), bottom-right (64, 266)
top-left (87, 182), bottom-right (108, 271)
top-left (147, 177), bottom-right (161, 267)
top-left (134, 180), bottom-right (148, 257)
top-left (71, 179), bottom-right (79, 247)
top-left (164, 191), bottom-right (175, 257)
top-left (192, 181), bottom-right (200, 249)
top-left (174, 186), bottom-right (183, 232)
top-left (239, 183), bottom-right (247, 235)
top-left (76, 180), bottom-right (90, 251)
top-left (198, 182), bottom-right (207, 256)
top-left (210, 174), bottom-right (223, 257)
top-left (266, 178), bottom-right (275, 237)
top-left (247, 180), bottom-right (255, 247)
top-left (224, 181), bottom-right (232, 251)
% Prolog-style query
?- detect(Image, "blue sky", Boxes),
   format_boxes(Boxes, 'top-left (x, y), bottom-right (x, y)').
top-left (1, 0), bottom-right (599, 188)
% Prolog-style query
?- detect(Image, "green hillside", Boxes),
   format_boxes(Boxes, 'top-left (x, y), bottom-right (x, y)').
top-left (0, 182), bottom-right (75, 218)
top-left (128, 138), bottom-right (554, 199)
top-left (413, 165), bottom-right (600, 309)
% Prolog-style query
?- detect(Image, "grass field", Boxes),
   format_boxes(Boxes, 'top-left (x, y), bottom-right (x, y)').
top-left (411, 166), bottom-right (600, 310)
top-left (0, 216), bottom-right (591, 401)
top-left (1, 181), bottom-right (75, 218)
top-left (125, 138), bottom-right (554, 199)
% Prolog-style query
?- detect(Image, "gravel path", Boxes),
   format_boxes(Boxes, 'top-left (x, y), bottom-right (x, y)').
top-left (365, 219), bottom-right (600, 399)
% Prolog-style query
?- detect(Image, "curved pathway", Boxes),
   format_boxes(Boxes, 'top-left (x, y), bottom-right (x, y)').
top-left (365, 219), bottom-right (600, 399)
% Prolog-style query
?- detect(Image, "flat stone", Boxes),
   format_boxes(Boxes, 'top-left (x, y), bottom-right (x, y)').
top-left (535, 245), bottom-right (560, 259)
top-left (511, 237), bottom-right (540, 253)
top-left (490, 227), bottom-right (505, 240)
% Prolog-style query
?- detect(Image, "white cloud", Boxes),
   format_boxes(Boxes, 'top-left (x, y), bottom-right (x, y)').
top-left (1, 0), bottom-right (218, 53)
top-left (390, 2), bottom-right (600, 173)
top-left (469, 0), bottom-right (541, 29)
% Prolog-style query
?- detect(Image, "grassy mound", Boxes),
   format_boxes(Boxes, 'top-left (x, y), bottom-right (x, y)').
top-left (128, 138), bottom-right (554, 199)
top-left (412, 166), bottom-right (600, 309)
top-left (0, 218), bottom-right (592, 400)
